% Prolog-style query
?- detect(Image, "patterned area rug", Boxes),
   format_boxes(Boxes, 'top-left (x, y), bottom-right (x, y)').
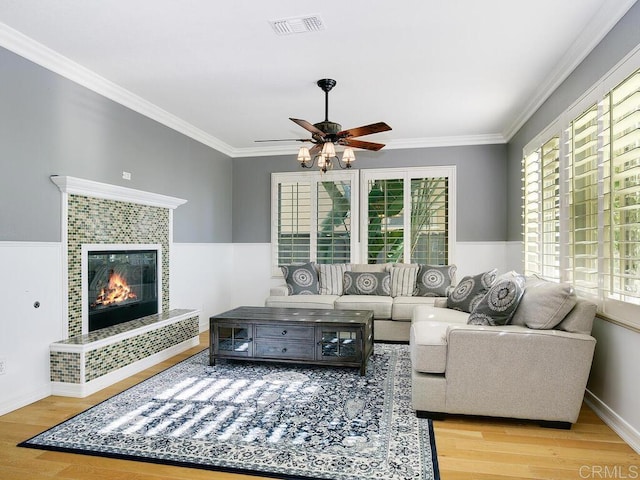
top-left (20, 344), bottom-right (439, 480)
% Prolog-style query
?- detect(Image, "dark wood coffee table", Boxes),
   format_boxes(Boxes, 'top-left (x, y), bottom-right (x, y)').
top-left (209, 306), bottom-right (374, 375)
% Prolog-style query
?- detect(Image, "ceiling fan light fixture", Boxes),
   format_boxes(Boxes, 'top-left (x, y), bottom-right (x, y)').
top-left (321, 142), bottom-right (335, 157)
top-left (342, 147), bottom-right (356, 165)
top-left (297, 146), bottom-right (311, 163)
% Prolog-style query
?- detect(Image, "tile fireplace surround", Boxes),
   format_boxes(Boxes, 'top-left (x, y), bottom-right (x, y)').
top-left (49, 176), bottom-right (200, 397)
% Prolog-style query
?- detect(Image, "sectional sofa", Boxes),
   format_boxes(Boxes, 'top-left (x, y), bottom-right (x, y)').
top-left (410, 273), bottom-right (597, 427)
top-left (265, 262), bottom-right (456, 342)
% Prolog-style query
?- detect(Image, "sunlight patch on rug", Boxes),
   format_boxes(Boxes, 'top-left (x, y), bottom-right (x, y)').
top-left (20, 344), bottom-right (439, 480)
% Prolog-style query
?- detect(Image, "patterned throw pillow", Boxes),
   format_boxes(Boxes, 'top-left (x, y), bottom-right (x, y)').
top-left (318, 263), bottom-right (351, 295)
top-left (390, 266), bottom-right (419, 297)
top-left (446, 269), bottom-right (498, 313)
top-left (280, 263), bottom-right (319, 295)
top-left (415, 264), bottom-right (457, 297)
top-left (343, 271), bottom-right (391, 296)
top-left (467, 272), bottom-right (526, 326)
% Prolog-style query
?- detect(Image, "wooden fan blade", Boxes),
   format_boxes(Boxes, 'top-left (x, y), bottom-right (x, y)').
top-left (290, 118), bottom-right (326, 138)
top-left (309, 143), bottom-right (322, 155)
top-left (338, 122), bottom-right (391, 138)
top-left (341, 138), bottom-right (386, 151)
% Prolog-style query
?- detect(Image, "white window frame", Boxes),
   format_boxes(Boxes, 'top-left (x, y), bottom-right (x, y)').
top-left (271, 170), bottom-right (359, 276)
top-left (359, 166), bottom-right (456, 265)
top-left (523, 45), bottom-right (640, 331)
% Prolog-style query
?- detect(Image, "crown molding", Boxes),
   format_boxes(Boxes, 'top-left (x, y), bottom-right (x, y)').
top-left (0, 22), bottom-right (235, 157)
top-left (383, 134), bottom-right (506, 150)
top-left (230, 133), bottom-right (506, 158)
top-left (50, 175), bottom-right (187, 209)
top-left (502, 0), bottom-right (638, 141)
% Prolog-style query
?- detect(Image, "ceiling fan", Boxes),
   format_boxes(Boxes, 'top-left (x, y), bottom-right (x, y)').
top-left (256, 79), bottom-right (391, 171)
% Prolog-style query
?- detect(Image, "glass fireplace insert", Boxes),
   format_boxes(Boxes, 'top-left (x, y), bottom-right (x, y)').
top-left (87, 249), bottom-right (159, 332)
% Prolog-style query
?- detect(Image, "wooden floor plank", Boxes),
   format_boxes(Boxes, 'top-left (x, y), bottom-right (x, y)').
top-left (2, 333), bottom-right (639, 479)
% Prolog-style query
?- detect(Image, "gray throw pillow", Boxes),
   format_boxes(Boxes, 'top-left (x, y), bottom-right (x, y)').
top-left (447, 269), bottom-right (498, 313)
top-left (511, 277), bottom-right (577, 329)
top-left (343, 271), bottom-right (391, 296)
top-left (468, 272), bottom-right (526, 326)
top-left (280, 262), bottom-right (319, 295)
top-left (415, 264), bottom-right (457, 297)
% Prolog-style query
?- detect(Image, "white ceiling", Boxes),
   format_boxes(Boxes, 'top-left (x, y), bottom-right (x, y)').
top-left (0, 0), bottom-right (636, 158)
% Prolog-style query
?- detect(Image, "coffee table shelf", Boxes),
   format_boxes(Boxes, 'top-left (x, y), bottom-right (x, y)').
top-left (209, 306), bottom-right (374, 375)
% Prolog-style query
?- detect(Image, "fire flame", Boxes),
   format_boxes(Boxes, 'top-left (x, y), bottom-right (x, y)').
top-left (93, 271), bottom-right (137, 307)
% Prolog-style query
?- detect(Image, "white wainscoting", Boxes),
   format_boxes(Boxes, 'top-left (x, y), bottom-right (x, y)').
top-left (170, 243), bottom-right (236, 330)
top-left (0, 242), bottom-right (64, 416)
top-left (454, 241), bottom-right (521, 278)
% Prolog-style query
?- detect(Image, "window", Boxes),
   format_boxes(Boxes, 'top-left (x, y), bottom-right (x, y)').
top-left (609, 70), bottom-right (640, 305)
top-left (361, 167), bottom-right (455, 265)
top-left (272, 166), bottom-right (456, 273)
top-left (523, 136), bottom-right (561, 280)
top-left (272, 171), bottom-right (358, 273)
top-left (523, 63), bottom-right (640, 329)
top-left (568, 104), bottom-right (600, 297)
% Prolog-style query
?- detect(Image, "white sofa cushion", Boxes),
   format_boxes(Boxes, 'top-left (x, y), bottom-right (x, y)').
top-left (410, 306), bottom-right (469, 373)
top-left (334, 295), bottom-right (393, 318)
top-left (391, 296), bottom-right (439, 320)
top-left (412, 304), bottom-right (469, 324)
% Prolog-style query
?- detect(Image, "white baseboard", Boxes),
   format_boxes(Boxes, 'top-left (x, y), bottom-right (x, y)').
top-left (0, 386), bottom-right (53, 417)
top-left (585, 389), bottom-right (640, 454)
top-left (51, 337), bottom-right (200, 398)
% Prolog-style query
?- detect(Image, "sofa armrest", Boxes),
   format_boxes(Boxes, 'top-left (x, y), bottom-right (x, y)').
top-left (443, 325), bottom-right (596, 423)
top-left (270, 285), bottom-right (289, 296)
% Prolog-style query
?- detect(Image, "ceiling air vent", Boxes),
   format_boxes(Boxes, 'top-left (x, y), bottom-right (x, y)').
top-left (269, 15), bottom-right (325, 35)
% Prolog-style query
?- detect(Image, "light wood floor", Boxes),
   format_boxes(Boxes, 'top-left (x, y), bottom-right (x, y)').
top-left (1, 333), bottom-right (638, 480)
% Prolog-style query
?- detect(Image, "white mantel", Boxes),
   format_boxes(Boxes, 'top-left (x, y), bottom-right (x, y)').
top-left (50, 175), bottom-right (187, 209)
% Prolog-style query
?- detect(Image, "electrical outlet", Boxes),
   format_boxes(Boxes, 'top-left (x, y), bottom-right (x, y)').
top-left (0, 357), bottom-right (6, 375)
top-left (122, 171), bottom-right (132, 180)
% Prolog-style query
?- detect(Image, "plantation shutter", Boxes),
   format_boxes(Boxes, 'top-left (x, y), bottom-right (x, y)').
top-left (276, 181), bottom-right (311, 265)
top-left (410, 177), bottom-right (448, 265)
top-left (366, 178), bottom-right (405, 264)
top-left (568, 104), bottom-right (600, 297)
top-left (523, 136), bottom-right (560, 279)
top-left (317, 180), bottom-right (353, 264)
top-left (609, 69), bottom-right (640, 304)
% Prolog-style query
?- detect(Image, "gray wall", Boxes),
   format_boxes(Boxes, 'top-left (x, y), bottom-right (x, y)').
top-left (506, 1), bottom-right (640, 241)
top-left (232, 144), bottom-right (508, 243)
top-left (0, 47), bottom-right (232, 243)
